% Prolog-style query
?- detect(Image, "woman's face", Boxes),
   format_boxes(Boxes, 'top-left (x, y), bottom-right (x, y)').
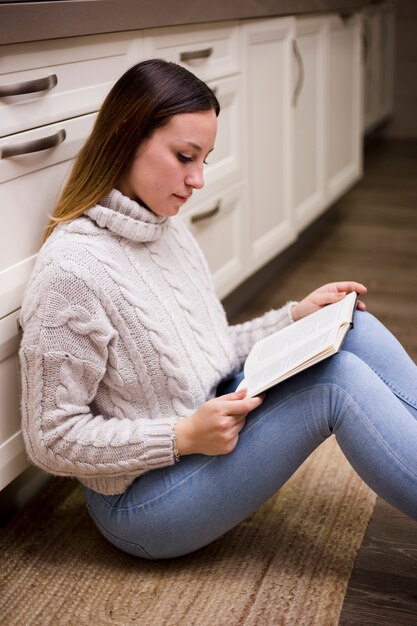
top-left (117, 109), bottom-right (217, 217)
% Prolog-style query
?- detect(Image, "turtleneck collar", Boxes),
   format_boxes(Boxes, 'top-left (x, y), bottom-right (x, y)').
top-left (85, 189), bottom-right (167, 243)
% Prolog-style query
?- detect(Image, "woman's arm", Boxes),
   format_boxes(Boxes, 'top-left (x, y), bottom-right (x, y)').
top-left (19, 270), bottom-right (177, 482)
top-left (228, 302), bottom-right (298, 366)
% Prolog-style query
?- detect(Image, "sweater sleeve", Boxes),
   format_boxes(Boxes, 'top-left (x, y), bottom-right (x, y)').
top-left (19, 272), bottom-right (177, 488)
top-left (228, 301), bottom-right (297, 366)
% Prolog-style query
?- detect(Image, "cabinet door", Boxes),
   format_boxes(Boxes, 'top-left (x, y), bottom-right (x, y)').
top-left (377, 3), bottom-right (395, 122)
top-left (363, 3), bottom-right (394, 133)
top-left (363, 8), bottom-right (381, 132)
top-left (0, 112), bottom-right (97, 318)
top-left (0, 309), bottom-right (27, 490)
top-left (326, 14), bottom-right (363, 205)
top-left (243, 18), bottom-right (296, 275)
top-left (182, 74), bottom-right (243, 209)
top-left (182, 183), bottom-right (244, 299)
top-left (292, 17), bottom-right (327, 231)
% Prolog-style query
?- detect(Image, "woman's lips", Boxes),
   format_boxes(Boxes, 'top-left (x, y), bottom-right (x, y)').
top-left (173, 194), bottom-right (191, 202)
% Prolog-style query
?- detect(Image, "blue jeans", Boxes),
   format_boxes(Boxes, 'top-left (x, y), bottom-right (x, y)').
top-left (84, 312), bottom-right (417, 559)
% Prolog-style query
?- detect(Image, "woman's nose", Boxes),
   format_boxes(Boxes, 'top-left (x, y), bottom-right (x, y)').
top-left (185, 164), bottom-right (205, 190)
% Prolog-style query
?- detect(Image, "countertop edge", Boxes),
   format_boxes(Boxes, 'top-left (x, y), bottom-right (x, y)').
top-left (1, 0), bottom-right (374, 46)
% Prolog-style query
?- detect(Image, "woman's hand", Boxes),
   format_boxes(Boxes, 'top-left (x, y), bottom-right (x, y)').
top-left (175, 388), bottom-right (264, 457)
top-left (291, 281), bottom-right (367, 322)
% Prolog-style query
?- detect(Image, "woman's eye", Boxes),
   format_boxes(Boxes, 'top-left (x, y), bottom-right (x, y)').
top-left (177, 153), bottom-right (193, 164)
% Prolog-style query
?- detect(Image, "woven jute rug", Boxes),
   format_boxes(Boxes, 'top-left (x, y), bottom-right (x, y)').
top-left (0, 436), bottom-right (376, 626)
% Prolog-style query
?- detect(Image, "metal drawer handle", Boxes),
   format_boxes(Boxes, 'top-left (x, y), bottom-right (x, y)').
top-left (180, 47), bottom-right (213, 63)
top-left (1, 128), bottom-right (66, 159)
top-left (190, 202), bottom-right (220, 224)
top-left (292, 39), bottom-right (304, 107)
top-left (0, 73), bottom-right (58, 98)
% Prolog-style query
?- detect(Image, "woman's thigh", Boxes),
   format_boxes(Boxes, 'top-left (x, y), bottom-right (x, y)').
top-left (85, 350), bottom-right (417, 559)
top-left (84, 381), bottom-right (323, 559)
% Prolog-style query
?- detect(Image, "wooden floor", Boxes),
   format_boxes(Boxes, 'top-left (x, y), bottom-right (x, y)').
top-left (230, 138), bottom-right (417, 625)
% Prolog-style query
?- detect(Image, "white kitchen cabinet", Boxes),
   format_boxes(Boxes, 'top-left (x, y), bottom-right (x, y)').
top-left (0, 310), bottom-right (26, 491)
top-left (143, 21), bottom-right (240, 82)
top-left (0, 31), bottom-right (145, 491)
top-left (363, 2), bottom-right (395, 133)
top-left (0, 113), bottom-right (97, 318)
top-left (182, 183), bottom-right (244, 299)
top-left (326, 13), bottom-right (363, 205)
top-left (181, 74), bottom-right (243, 209)
top-left (0, 32), bottom-right (142, 138)
top-left (363, 6), bottom-right (381, 131)
top-left (0, 112), bottom-right (98, 488)
top-left (242, 18), bottom-right (296, 275)
top-left (144, 21), bottom-right (245, 296)
top-left (377, 3), bottom-right (395, 123)
top-left (291, 16), bottom-right (327, 231)
top-left (0, 12), bottom-right (368, 492)
top-left (180, 73), bottom-right (246, 296)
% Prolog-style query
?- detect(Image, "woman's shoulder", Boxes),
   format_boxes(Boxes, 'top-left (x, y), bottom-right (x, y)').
top-left (21, 219), bottom-right (114, 318)
top-left (38, 215), bottom-right (117, 267)
top-left (49, 214), bottom-right (107, 245)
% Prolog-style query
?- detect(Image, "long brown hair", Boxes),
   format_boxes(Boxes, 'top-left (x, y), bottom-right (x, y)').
top-left (43, 59), bottom-right (220, 241)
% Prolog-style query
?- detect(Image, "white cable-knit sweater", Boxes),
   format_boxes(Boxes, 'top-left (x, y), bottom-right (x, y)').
top-left (19, 190), bottom-right (295, 494)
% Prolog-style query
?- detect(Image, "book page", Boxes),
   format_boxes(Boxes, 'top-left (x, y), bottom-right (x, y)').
top-left (246, 323), bottom-right (345, 394)
top-left (244, 293), bottom-right (357, 388)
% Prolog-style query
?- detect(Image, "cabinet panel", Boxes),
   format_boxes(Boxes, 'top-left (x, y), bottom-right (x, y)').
top-left (363, 3), bottom-right (395, 133)
top-left (182, 184), bottom-right (244, 299)
top-left (0, 32), bottom-right (142, 137)
top-left (292, 17), bottom-right (326, 231)
top-left (0, 112), bottom-right (97, 317)
top-left (143, 22), bottom-right (240, 82)
top-left (326, 14), bottom-right (362, 204)
top-left (0, 309), bottom-right (27, 491)
top-left (243, 18), bottom-right (296, 274)
top-left (182, 74), bottom-right (242, 209)
top-left (378, 5), bottom-right (394, 121)
top-left (363, 8), bottom-right (381, 130)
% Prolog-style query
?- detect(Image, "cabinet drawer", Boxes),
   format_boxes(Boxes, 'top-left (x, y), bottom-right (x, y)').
top-left (0, 32), bottom-right (141, 137)
top-left (182, 183), bottom-right (245, 298)
top-left (0, 112), bottom-right (97, 316)
top-left (184, 74), bottom-right (243, 209)
top-left (0, 308), bottom-right (27, 490)
top-left (143, 22), bottom-right (240, 82)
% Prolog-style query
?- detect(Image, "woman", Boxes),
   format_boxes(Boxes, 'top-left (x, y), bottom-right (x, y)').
top-left (19, 59), bottom-right (417, 559)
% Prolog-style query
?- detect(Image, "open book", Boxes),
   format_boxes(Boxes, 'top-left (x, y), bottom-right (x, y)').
top-left (237, 291), bottom-right (358, 397)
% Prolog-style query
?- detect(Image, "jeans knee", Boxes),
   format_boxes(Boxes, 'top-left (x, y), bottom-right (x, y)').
top-left (317, 351), bottom-right (378, 404)
top-left (352, 310), bottom-right (385, 342)
top-left (326, 350), bottom-right (363, 379)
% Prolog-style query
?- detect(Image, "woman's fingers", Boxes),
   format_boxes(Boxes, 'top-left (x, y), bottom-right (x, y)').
top-left (316, 290), bottom-right (347, 305)
top-left (216, 388), bottom-right (264, 416)
top-left (329, 281), bottom-right (367, 295)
